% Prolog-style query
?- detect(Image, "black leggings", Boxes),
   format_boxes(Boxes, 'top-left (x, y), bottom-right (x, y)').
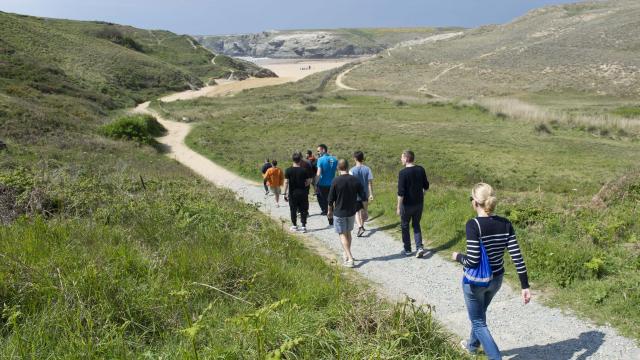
top-left (289, 191), bottom-right (309, 226)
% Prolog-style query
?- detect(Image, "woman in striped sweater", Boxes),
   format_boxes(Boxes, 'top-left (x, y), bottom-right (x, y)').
top-left (452, 183), bottom-right (532, 360)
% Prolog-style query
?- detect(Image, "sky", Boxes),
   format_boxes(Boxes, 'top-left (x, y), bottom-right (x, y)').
top-left (1, 0), bottom-right (578, 35)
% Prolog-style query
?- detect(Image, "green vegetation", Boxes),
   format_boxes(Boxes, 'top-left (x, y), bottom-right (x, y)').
top-left (152, 72), bottom-right (640, 339)
top-left (0, 11), bottom-right (463, 358)
top-left (0, 153), bottom-right (463, 357)
top-left (346, 1), bottom-right (640, 99)
top-left (100, 114), bottom-right (166, 145)
top-left (0, 11), bottom-right (274, 115)
top-left (613, 105), bottom-right (640, 118)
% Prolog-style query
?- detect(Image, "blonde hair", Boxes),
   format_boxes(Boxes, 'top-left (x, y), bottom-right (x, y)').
top-left (471, 183), bottom-right (497, 214)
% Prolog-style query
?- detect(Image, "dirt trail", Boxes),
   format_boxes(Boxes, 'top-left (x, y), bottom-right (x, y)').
top-left (335, 64), bottom-right (360, 90)
top-left (135, 63), bottom-right (640, 360)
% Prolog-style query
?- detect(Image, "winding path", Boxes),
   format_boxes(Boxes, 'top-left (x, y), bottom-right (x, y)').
top-left (135, 72), bottom-right (640, 360)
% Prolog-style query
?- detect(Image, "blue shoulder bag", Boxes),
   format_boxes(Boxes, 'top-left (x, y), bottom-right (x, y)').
top-left (463, 218), bottom-right (493, 287)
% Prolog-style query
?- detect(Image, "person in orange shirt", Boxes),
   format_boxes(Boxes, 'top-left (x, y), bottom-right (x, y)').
top-left (264, 160), bottom-right (284, 207)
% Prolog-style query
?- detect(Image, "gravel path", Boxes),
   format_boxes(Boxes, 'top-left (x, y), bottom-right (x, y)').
top-left (136, 85), bottom-right (640, 360)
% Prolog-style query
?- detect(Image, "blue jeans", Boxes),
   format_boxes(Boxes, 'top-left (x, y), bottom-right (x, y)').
top-left (462, 274), bottom-right (503, 360)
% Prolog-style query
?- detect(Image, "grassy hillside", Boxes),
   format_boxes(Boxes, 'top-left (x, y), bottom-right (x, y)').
top-left (0, 12), bottom-right (464, 359)
top-left (151, 70), bottom-right (640, 339)
top-left (0, 11), bottom-right (273, 108)
top-left (0, 11), bottom-right (276, 144)
top-left (346, 0), bottom-right (640, 100)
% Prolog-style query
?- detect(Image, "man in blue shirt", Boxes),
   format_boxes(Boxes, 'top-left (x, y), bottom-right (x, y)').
top-left (316, 144), bottom-right (337, 223)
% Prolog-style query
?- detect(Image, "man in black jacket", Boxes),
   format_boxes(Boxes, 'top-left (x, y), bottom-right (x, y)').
top-left (397, 150), bottom-right (430, 258)
top-left (260, 158), bottom-right (272, 195)
top-left (328, 159), bottom-right (365, 268)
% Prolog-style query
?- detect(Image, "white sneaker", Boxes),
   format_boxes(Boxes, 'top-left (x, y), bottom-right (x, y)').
top-left (298, 226), bottom-right (307, 233)
top-left (343, 259), bottom-right (354, 268)
top-left (416, 248), bottom-right (425, 258)
top-left (289, 225), bottom-right (298, 232)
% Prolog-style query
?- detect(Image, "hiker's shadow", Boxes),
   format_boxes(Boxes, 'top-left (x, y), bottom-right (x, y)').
top-left (420, 229), bottom-right (465, 260)
top-left (501, 331), bottom-right (605, 360)
top-left (361, 221), bottom-right (400, 238)
top-left (354, 252), bottom-right (408, 268)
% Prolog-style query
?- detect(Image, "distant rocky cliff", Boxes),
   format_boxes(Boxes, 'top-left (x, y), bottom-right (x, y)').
top-left (194, 28), bottom-right (460, 59)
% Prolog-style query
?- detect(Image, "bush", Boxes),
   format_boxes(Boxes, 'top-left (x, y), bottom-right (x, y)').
top-left (612, 106), bottom-right (640, 118)
top-left (394, 100), bottom-right (407, 107)
top-left (95, 27), bottom-right (144, 52)
top-left (100, 114), bottom-right (166, 144)
top-left (305, 105), bottom-right (318, 112)
top-left (534, 123), bottom-right (553, 135)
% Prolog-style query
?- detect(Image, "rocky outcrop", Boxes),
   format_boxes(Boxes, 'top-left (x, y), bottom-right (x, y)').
top-left (195, 31), bottom-right (382, 59)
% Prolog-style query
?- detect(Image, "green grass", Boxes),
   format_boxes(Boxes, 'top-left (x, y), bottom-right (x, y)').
top-left (0, 11), bottom-right (465, 358)
top-left (151, 74), bottom-right (640, 339)
top-left (0, 106), bottom-right (465, 358)
top-left (613, 105), bottom-right (640, 118)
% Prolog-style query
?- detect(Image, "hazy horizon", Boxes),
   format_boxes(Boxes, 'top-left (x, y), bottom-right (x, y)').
top-left (1, 0), bottom-right (578, 35)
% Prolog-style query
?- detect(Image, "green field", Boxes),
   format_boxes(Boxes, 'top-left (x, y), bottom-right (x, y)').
top-left (0, 11), bottom-right (466, 359)
top-left (152, 72), bottom-right (640, 339)
top-left (0, 138), bottom-right (465, 358)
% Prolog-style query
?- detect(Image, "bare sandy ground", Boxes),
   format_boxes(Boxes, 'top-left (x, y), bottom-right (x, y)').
top-left (257, 58), bottom-right (354, 80)
top-left (160, 58), bottom-right (356, 102)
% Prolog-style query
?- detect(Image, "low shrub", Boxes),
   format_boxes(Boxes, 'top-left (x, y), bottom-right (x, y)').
top-left (534, 122), bottom-right (553, 135)
top-left (305, 105), bottom-right (318, 112)
top-left (100, 114), bottom-right (166, 145)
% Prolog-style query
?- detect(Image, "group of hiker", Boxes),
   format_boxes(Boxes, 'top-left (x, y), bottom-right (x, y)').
top-left (262, 146), bottom-right (429, 265)
top-left (261, 145), bottom-right (531, 360)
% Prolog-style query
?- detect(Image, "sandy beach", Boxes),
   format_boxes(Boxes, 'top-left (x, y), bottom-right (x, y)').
top-left (159, 58), bottom-right (358, 102)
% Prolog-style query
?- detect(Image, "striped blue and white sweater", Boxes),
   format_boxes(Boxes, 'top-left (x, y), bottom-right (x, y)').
top-left (456, 215), bottom-right (530, 289)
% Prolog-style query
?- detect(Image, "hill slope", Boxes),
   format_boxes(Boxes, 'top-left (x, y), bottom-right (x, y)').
top-left (345, 0), bottom-right (640, 99)
top-left (0, 12), bottom-right (275, 143)
top-left (195, 27), bottom-right (463, 58)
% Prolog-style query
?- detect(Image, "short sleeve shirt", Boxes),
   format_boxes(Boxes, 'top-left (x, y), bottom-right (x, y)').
top-left (317, 154), bottom-right (338, 187)
top-left (285, 166), bottom-right (312, 194)
top-left (349, 165), bottom-right (373, 199)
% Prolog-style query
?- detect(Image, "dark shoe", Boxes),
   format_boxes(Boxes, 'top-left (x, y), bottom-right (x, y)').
top-left (403, 249), bottom-right (412, 256)
top-left (357, 226), bottom-right (365, 237)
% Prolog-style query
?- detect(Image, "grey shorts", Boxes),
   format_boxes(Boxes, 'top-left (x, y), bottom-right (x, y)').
top-left (334, 216), bottom-right (355, 234)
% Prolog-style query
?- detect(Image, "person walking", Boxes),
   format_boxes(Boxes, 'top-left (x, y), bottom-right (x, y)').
top-left (305, 149), bottom-right (318, 194)
top-left (283, 152), bottom-right (314, 233)
top-left (349, 150), bottom-right (374, 237)
top-left (260, 158), bottom-right (272, 195)
top-left (328, 159), bottom-right (365, 268)
top-left (452, 183), bottom-right (531, 359)
top-left (316, 144), bottom-right (337, 223)
top-left (263, 160), bottom-right (284, 207)
top-left (397, 150), bottom-right (429, 258)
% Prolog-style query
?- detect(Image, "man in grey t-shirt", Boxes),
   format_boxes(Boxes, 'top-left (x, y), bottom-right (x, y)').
top-left (349, 151), bottom-right (374, 237)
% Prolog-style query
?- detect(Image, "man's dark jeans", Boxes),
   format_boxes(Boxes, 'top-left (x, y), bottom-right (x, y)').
top-left (263, 178), bottom-right (269, 193)
top-left (400, 203), bottom-right (424, 251)
top-left (317, 185), bottom-right (330, 214)
top-left (289, 191), bottom-right (309, 226)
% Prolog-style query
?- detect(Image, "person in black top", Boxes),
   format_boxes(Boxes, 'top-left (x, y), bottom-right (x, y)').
top-left (284, 152), bottom-right (314, 233)
top-left (452, 183), bottom-right (531, 359)
top-left (397, 150), bottom-right (430, 258)
top-left (260, 158), bottom-right (273, 195)
top-left (328, 159), bottom-right (365, 268)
